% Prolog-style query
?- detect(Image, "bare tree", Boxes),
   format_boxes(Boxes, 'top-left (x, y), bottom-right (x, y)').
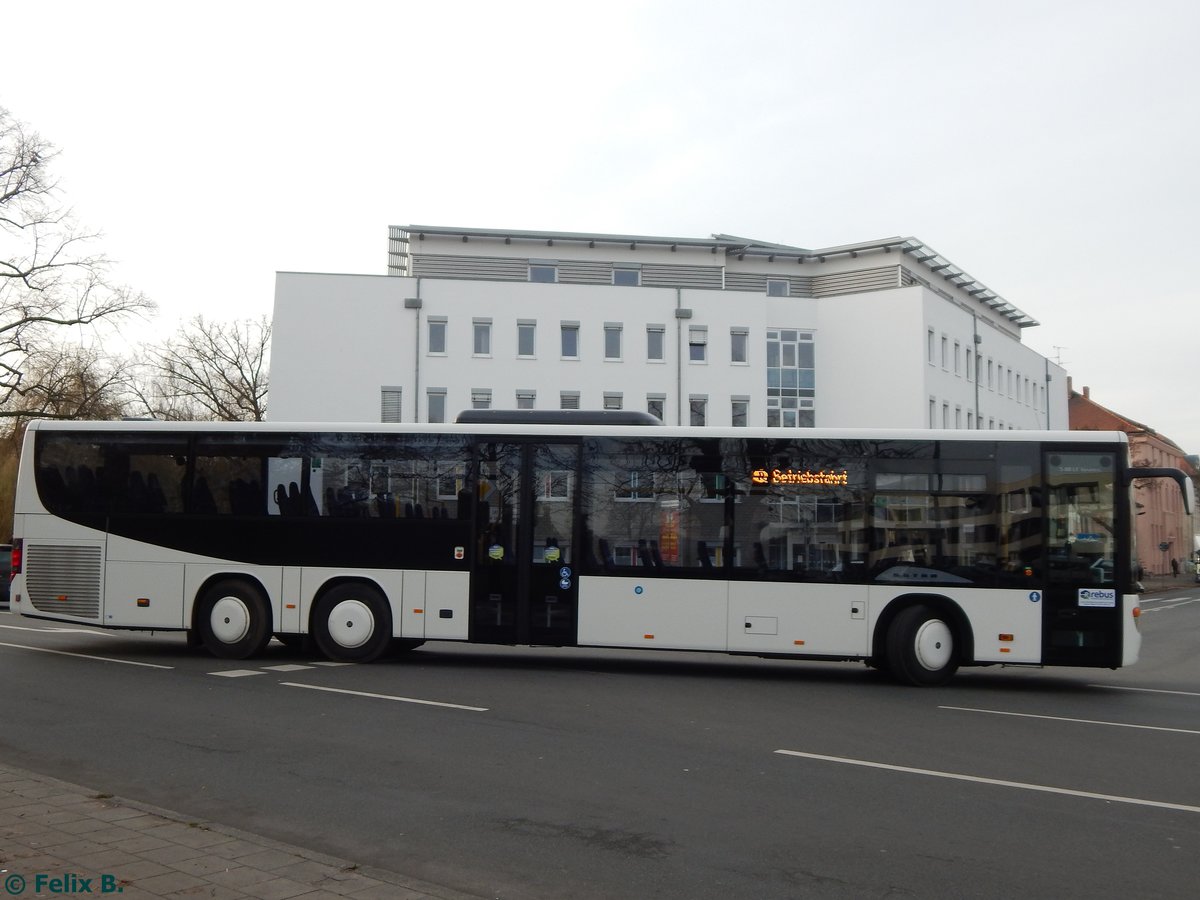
top-left (5, 345), bottom-right (130, 424)
top-left (0, 107), bottom-right (154, 416)
top-left (138, 316), bottom-right (271, 421)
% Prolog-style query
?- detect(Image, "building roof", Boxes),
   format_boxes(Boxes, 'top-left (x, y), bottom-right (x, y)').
top-left (394, 225), bottom-right (1038, 328)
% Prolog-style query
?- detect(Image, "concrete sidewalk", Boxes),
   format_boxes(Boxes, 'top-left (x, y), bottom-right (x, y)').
top-left (0, 763), bottom-right (482, 900)
top-left (1140, 571), bottom-right (1199, 593)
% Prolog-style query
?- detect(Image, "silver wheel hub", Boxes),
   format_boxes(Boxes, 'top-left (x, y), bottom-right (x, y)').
top-left (210, 596), bottom-right (251, 644)
top-left (326, 599), bottom-right (375, 649)
top-left (913, 619), bottom-right (953, 671)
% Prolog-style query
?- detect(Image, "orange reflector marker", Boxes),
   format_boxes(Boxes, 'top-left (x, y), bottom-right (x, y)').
top-left (793, 639), bottom-right (806, 646)
top-left (999, 647), bottom-right (1011, 653)
top-left (57, 595), bottom-right (67, 601)
top-left (644, 634), bottom-right (655, 640)
top-left (136, 598), bottom-right (150, 608)
top-left (414, 608), bottom-right (424, 614)
top-left (286, 603), bottom-right (296, 610)
top-left (999, 633), bottom-right (1014, 642)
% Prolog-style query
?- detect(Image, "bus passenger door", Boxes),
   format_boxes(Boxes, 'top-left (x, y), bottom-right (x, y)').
top-left (470, 441), bottom-right (580, 646)
top-left (1042, 450), bottom-right (1123, 668)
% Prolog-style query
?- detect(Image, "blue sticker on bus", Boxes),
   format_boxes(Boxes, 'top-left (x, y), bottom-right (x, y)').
top-left (1029, 591), bottom-right (1041, 603)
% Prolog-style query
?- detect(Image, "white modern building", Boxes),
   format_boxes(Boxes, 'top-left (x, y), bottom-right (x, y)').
top-left (268, 225), bottom-right (1067, 429)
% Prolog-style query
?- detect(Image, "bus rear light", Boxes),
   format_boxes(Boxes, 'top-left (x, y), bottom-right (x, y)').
top-left (999, 633), bottom-right (1014, 642)
top-left (11, 539), bottom-right (21, 575)
top-left (1132, 607), bottom-right (1141, 618)
top-left (56, 595), bottom-right (68, 601)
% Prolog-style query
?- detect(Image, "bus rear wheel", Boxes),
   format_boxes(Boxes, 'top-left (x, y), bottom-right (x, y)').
top-left (196, 579), bottom-right (273, 659)
top-left (886, 605), bottom-right (959, 686)
top-left (313, 583), bottom-right (393, 663)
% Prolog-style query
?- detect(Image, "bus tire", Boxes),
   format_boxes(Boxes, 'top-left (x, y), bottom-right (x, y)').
top-left (886, 605), bottom-right (958, 686)
top-left (196, 579), bottom-right (273, 660)
top-left (313, 583), bottom-right (392, 663)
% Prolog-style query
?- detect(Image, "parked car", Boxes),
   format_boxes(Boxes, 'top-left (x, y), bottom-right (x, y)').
top-left (0, 543), bottom-right (10, 609)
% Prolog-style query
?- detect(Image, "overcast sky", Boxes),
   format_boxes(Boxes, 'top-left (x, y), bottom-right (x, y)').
top-left (6, 0), bottom-right (1198, 452)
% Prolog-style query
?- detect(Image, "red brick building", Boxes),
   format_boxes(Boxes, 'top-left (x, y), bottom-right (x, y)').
top-left (1068, 379), bottom-right (1196, 576)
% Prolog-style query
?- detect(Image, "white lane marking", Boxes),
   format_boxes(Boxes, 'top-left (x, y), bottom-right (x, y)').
top-left (280, 681), bottom-right (488, 711)
top-left (1141, 597), bottom-right (1200, 613)
top-left (939, 705), bottom-right (1200, 736)
top-left (261, 664), bottom-right (314, 672)
top-left (310, 661), bottom-right (353, 667)
top-left (773, 750), bottom-right (1200, 814)
top-left (209, 669), bottom-right (266, 678)
top-left (1089, 684), bottom-right (1200, 698)
top-left (0, 624), bottom-right (121, 637)
top-left (0, 641), bottom-right (173, 669)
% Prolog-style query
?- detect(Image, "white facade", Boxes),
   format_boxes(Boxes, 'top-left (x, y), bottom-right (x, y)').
top-left (268, 226), bottom-right (1067, 430)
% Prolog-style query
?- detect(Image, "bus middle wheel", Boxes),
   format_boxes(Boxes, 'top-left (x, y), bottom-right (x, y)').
top-left (313, 583), bottom-right (393, 663)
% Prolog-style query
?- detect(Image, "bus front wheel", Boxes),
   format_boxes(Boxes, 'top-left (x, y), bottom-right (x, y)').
top-left (886, 605), bottom-right (959, 686)
top-left (312, 583), bottom-right (393, 663)
top-left (196, 580), bottom-right (273, 659)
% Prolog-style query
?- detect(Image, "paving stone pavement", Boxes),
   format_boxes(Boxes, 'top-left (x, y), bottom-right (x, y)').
top-left (0, 763), bottom-right (484, 900)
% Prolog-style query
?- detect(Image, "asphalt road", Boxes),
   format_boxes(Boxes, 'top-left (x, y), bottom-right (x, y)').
top-left (3, 589), bottom-right (1199, 899)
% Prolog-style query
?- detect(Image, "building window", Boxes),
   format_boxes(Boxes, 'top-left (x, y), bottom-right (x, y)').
top-left (561, 322), bottom-right (579, 359)
top-left (517, 321), bottom-right (536, 358)
top-left (688, 325), bottom-right (707, 363)
top-left (603, 392), bottom-right (623, 410)
top-left (381, 387), bottom-right (402, 423)
top-left (647, 325), bottom-right (665, 362)
top-left (473, 319), bottom-right (492, 356)
top-left (427, 389), bottom-right (446, 424)
top-left (955, 406), bottom-right (962, 429)
top-left (613, 266), bottom-right (640, 286)
top-left (942, 402), bottom-right (950, 428)
top-left (647, 394), bottom-right (665, 422)
top-left (767, 279), bottom-right (789, 297)
top-left (766, 329), bottom-right (815, 428)
top-left (929, 398), bottom-right (937, 428)
top-left (967, 410), bottom-right (974, 430)
top-left (954, 341), bottom-right (961, 375)
top-left (927, 329), bottom-right (935, 364)
top-left (530, 264), bottom-right (557, 283)
top-left (731, 328), bottom-right (749, 364)
top-left (987, 359), bottom-right (994, 389)
top-left (516, 390), bottom-right (535, 409)
top-left (966, 349), bottom-right (973, 382)
top-left (940, 335), bottom-right (948, 370)
top-left (428, 318), bottom-right (447, 355)
top-left (731, 397), bottom-right (749, 427)
top-left (604, 323), bottom-right (623, 361)
top-left (560, 391), bottom-right (580, 410)
top-left (471, 389), bottom-right (492, 410)
top-left (690, 395), bottom-right (707, 426)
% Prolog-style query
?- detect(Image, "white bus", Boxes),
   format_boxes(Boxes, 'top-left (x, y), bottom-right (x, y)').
top-left (10, 413), bottom-right (1193, 685)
